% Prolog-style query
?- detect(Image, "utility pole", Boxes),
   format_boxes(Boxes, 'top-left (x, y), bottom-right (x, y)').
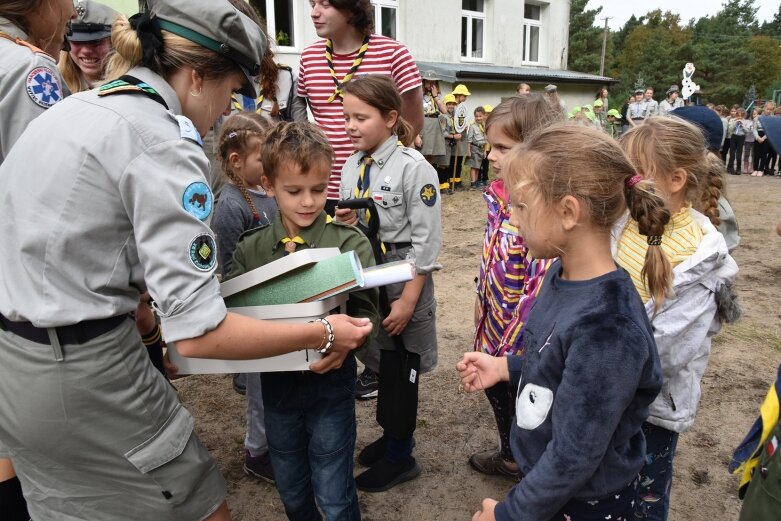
top-left (599, 16), bottom-right (612, 77)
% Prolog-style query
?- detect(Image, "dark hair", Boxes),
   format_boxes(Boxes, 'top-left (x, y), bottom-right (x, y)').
top-left (505, 123), bottom-right (672, 309)
top-left (329, 0), bottom-right (374, 35)
top-left (342, 75), bottom-right (414, 146)
top-left (229, 0), bottom-right (280, 115)
top-left (261, 122), bottom-right (333, 181)
top-left (485, 93), bottom-right (561, 143)
top-left (216, 112), bottom-right (272, 220)
top-left (474, 106), bottom-right (486, 115)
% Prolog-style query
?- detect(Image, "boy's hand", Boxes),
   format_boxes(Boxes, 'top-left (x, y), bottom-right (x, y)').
top-left (454, 133), bottom-right (462, 140)
top-left (472, 499), bottom-right (498, 521)
top-left (334, 206), bottom-right (358, 226)
top-left (456, 352), bottom-right (509, 392)
top-left (383, 297), bottom-right (415, 336)
top-left (309, 315), bottom-right (372, 373)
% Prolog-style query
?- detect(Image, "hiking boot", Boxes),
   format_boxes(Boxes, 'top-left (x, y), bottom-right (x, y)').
top-left (355, 368), bottom-right (378, 399)
top-left (244, 451), bottom-right (275, 484)
top-left (468, 450), bottom-right (520, 481)
top-left (355, 457), bottom-right (421, 492)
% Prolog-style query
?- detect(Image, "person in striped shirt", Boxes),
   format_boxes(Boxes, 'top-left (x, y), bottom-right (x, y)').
top-left (298, 0), bottom-right (423, 214)
top-left (617, 116), bottom-right (739, 521)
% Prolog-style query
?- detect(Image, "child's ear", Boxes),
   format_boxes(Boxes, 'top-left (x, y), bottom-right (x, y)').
top-left (669, 167), bottom-right (688, 195)
top-left (385, 109), bottom-right (398, 130)
top-left (228, 151), bottom-right (242, 172)
top-left (260, 175), bottom-right (274, 196)
top-left (558, 195), bottom-right (582, 231)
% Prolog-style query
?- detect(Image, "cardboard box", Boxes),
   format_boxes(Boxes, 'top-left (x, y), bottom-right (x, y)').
top-left (168, 294), bottom-right (347, 374)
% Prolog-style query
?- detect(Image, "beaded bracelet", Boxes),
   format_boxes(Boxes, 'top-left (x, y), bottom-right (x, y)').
top-left (310, 318), bottom-right (335, 354)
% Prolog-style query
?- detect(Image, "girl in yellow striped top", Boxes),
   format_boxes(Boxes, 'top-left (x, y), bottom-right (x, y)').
top-left (616, 116), bottom-right (739, 521)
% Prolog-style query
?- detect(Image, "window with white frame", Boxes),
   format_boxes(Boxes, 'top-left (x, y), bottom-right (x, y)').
top-left (522, 3), bottom-right (541, 64)
top-left (251, 0), bottom-right (296, 48)
top-left (371, 0), bottom-right (398, 39)
top-left (461, 0), bottom-right (485, 60)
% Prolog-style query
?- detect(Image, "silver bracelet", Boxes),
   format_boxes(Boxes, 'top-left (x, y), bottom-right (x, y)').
top-left (311, 317), bottom-right (335, 354)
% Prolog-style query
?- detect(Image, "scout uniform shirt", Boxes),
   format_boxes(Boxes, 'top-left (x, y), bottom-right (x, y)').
top-left (628, 98), bottom-right (648, 122)
top-left (0, 66), bottom-right (225, 343)
top-left (340, 135), bottom-right (442, 275)
top-left (227, 211), bottom-right (379, 328)
top-left (439, 111), bottom-right (459, 163)
top-left (644, 97), bottom-right (659, 118)
top-left (467, 121), bottom-right (487, 152)
top-left (0, 16), bottom-right (65, 163)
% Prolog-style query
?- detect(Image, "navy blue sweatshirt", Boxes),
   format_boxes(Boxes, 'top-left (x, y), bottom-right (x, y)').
top-left (495, 261), bottom-right (662, 521)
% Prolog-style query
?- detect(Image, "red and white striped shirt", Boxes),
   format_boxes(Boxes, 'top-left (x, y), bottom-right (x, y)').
top-left (298, 34), bottom-right (422, 199)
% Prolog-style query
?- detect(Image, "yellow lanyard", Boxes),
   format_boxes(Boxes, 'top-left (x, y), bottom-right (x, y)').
top-left (324, 35), bottom-right (371, 103)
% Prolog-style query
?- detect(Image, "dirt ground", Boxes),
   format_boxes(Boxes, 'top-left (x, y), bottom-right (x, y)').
top-left (175, 174), bottom-right (781, 521)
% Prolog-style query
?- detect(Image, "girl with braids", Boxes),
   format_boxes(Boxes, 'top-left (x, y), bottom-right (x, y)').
top-left (617, 116), bottom-right (739, 521)
top-left (459, 123), bottom-right (667, 521)
top-left (212, 113), bottom-right (278, 483)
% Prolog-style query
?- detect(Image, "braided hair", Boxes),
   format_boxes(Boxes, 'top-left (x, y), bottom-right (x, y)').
top-left (216, 112), bottom-right (272, 223)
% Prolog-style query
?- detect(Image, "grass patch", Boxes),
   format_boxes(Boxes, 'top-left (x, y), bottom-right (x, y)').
top-left (715, 322), bottom-right (781, 352)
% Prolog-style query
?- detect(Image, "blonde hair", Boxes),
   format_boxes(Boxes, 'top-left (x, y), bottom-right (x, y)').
top-left (620, 116), bottom-right (723, 227)
top-left (105, 15), bottom-right (238, 83)
top-left (58, 51), bottom-right (90, 94)
top-left (216, 112), bottom-right (272, 220)
top-left (504, 123), bottom-right (673, 308)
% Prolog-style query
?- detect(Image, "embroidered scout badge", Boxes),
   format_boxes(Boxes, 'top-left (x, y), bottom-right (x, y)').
top-left (419, 184), bottom-right (437, 207)
top-left (188, 234), bottom-right (217, 271)
top-left (183, 182), bottom-right (213, 221)
top-left (26, 67), bottom-right (62, 108)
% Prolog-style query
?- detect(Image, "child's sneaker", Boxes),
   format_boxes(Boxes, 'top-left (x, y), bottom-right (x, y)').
top-left (355, 368), bottom-right (378, 399)
top-left (355, 457), bottom-right (421, 492)
top-left (244, 451), bottom-right (275, 483)
top-left (468, 450), bottom-right (520, 481)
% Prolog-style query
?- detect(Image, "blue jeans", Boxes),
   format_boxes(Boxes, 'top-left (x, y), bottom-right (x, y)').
top-left (262, 355), bottom-right (359, 521)
top-left (634, 422), bottom-right (679, 521)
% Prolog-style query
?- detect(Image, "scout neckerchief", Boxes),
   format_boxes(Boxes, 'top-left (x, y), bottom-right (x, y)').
top-left (98, 75), bottom-right (169, 109)
top-left (279, 215), bottom-right (333, 254)
top-left (231, 93), bottom-right (266, 114)
top-left (325, 34), bottom-right (371, 103)
top-left (354, 156), bottom-right (374, 223)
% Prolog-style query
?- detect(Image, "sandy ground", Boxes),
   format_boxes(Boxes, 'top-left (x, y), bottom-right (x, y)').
top-left (175, 174), bottom-right (781, 520)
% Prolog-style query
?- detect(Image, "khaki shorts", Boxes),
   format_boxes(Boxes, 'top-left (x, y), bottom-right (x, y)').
top-left (0, 319), bottom-right (226, 521)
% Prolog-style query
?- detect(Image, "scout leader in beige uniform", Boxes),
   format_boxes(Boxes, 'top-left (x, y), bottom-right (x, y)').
top-left (0, 2), bottom-right (74, 519)
top-left (0, 1), bottom-right (371, 520)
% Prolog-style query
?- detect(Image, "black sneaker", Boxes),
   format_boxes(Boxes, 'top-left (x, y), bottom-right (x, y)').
top-left (355, 457), bottom-right (421, 492)
top-left (355, 368), bottom-right (378, 399)
top-left (233, 373), bottom-right (246, 395)
top-left (244, 451), bottom-right (275, 484)
top-left (358, 435), bottom-right (417, 467)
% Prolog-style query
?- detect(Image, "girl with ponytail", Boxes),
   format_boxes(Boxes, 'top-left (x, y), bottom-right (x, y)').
top-left (458, 123), bottom-right (666, 521)
top-left (618, 115), bottom-right (740, 521)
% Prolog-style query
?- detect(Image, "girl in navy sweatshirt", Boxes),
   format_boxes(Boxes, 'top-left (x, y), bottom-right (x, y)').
top-left (458, 123), bottom-right (670, 521)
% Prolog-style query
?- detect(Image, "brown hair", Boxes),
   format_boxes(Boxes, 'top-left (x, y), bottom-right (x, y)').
top-left (329, 0), bottom-right (374, 35)
top-left (216, 112), bottom-right (272, 220)
top-left (229, 0), bottom-right (280, 117)
top-left (342, 75), bottom-right (414, 146)
top-left (620, 116), bottom-right (723, 227)
top-left (504, 123), bottom-right (673, 308)
top-left (485, 93), bottom-right (562, 143)
top-left (261, 122), bottom-right (333, 182)
top-left (0, 0), bottom-right (46, 37)
top-left (105, 15), bottom-right (238, 83)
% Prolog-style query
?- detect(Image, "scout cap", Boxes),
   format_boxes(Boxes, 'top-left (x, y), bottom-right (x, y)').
top-left (671, 106), bottom-right (723, 152)
top-left (69, 0), bottom-right (119, 42)
top-left (443, 93), bottom-right (457, 105)
top-left (666, 84), bottom-right (679, 95)
top-left (452, 84), bottom-right (471, 96)
top-left (544, 84), bottom-right (557, 93)
top-left (634, 88), bottom-right (644, 94)
top-left (421, 70), bottom-right (440, 81)
top-left (607, 108), bottom-right (622, 119)
top-left (148, 0), bottom-right (266, 98)
top-left (593, 99), bottom-right (603, 108)
top-left (483, 104), bottom-right (493, 113)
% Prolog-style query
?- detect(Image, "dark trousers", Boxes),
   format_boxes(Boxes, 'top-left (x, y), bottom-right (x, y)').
top-left (553, 477), bottom-right (639, 521)
top-left (484, 382), bottom-right (515, 462)
top-left (633, 422), bottom-right (679, 521)
top-left (729, 135), bottom-right (745, 172)
top-left (754, 132), bottom-right (767, 171)
top-left (721, 137), bottom-right (731, 164)
top-left (262, 356), bottom-right (360, 521)
top-left (479, 158), bottom-right (490, 184)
